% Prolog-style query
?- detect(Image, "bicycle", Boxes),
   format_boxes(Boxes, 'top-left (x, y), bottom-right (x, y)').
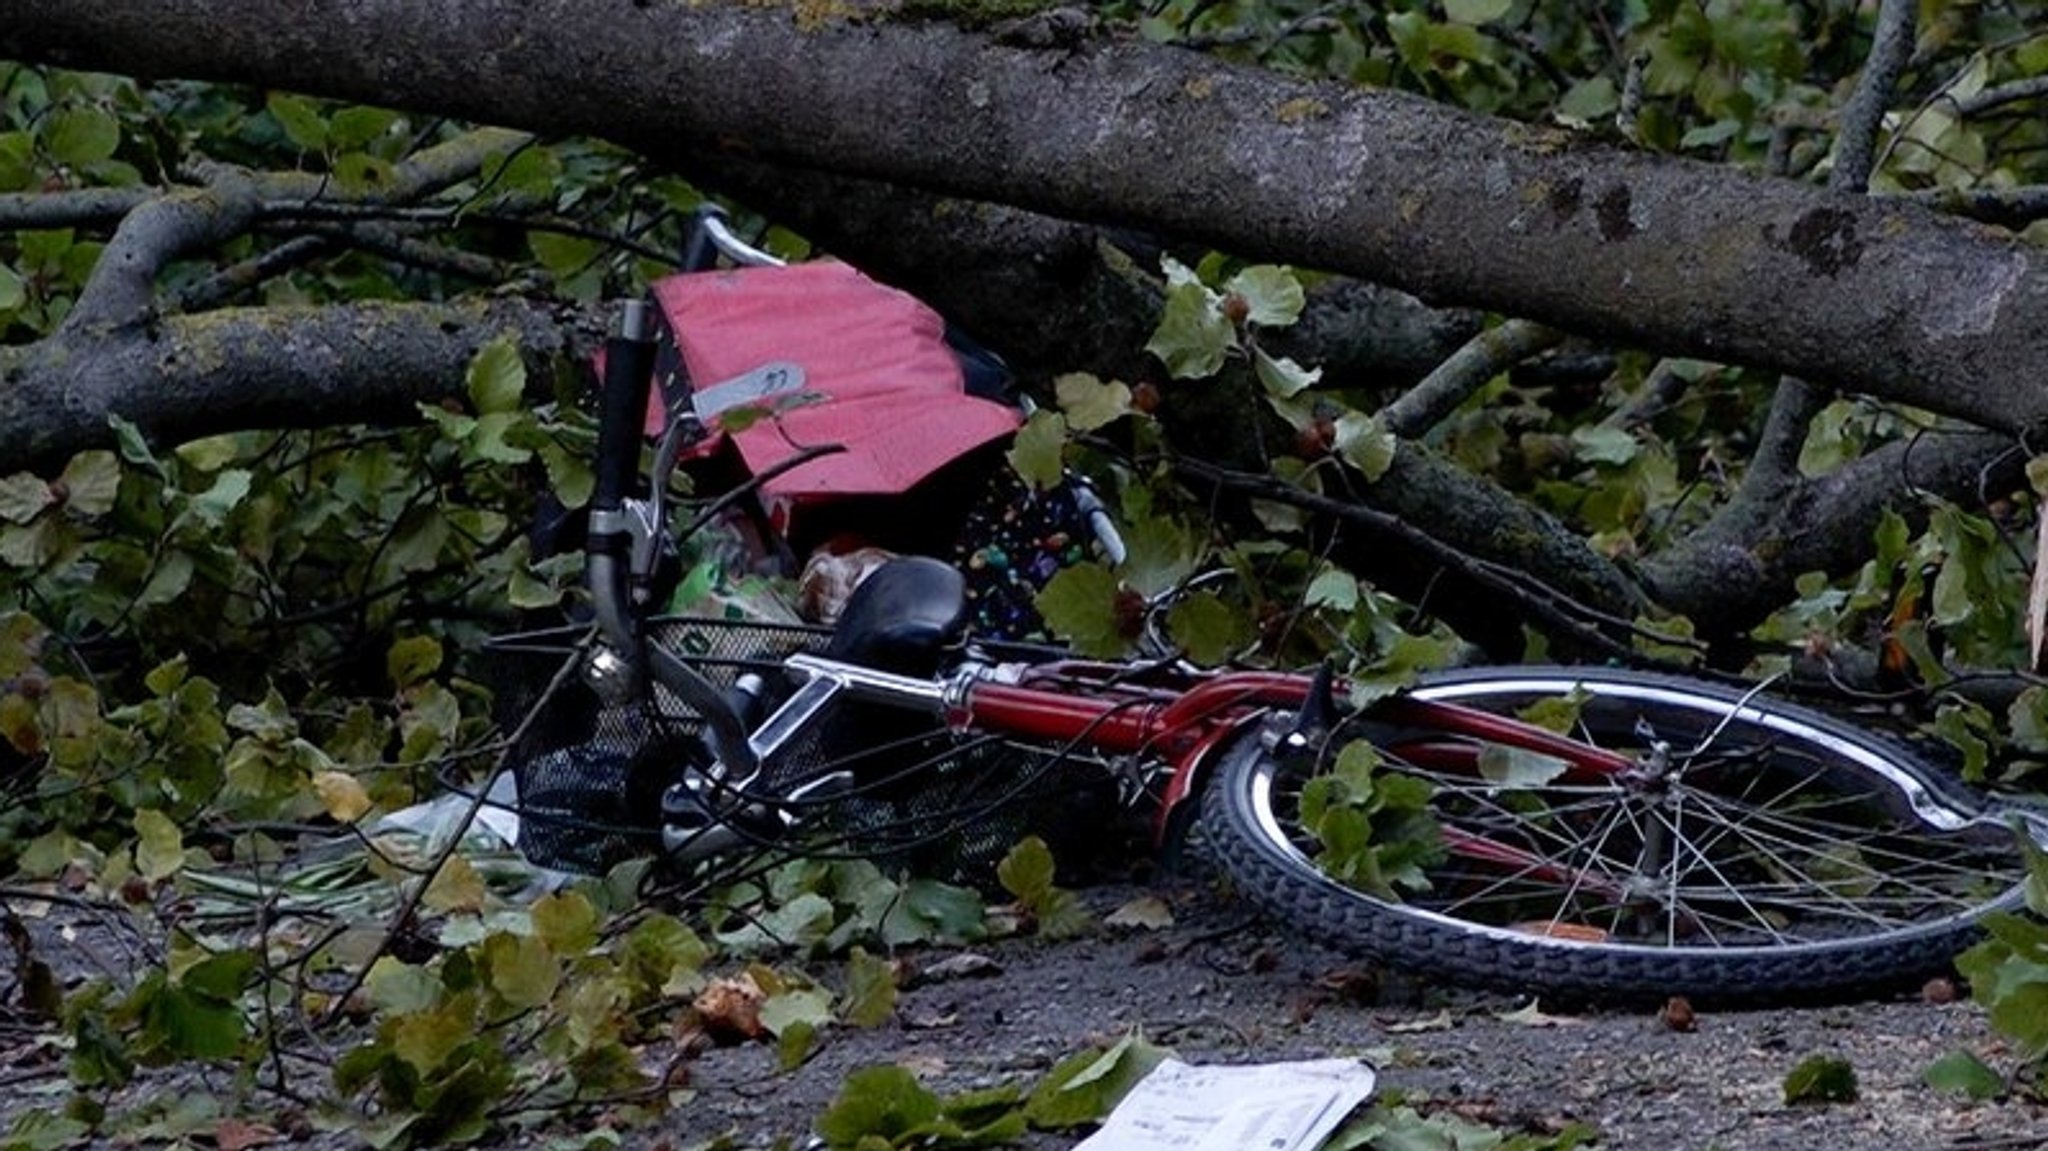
top-left (494, 211), bottom-right (2048, 1004)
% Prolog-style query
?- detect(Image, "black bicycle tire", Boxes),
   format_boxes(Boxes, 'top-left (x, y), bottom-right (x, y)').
top-left (1200, 664), bottom-right (2037, 1003)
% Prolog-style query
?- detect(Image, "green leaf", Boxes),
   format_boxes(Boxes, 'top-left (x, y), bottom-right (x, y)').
top-left (1252, 348), bottom-right (1320, 398)
top-left (135, 551), bottom-right (195, 609)
top-left (760, 986), bottom-right (834, 1038)
top-left (1305, 567), bottom-right (1359, 612)
top-left (265, 92), bottom-right (329, 152)
top-left (144, 983), bottom-right (246, 1062)
top-left (840, 948), bottom-right (898, 1028)
top-left (466, 337), bottom-right (526, 415)
top-left (1035, 562), bottom-right (1126, 658)
top-left (56, 451), bottom-right (120, 516)
top-left (185, 469), bottom-right (252, 528)
top-left (331, 151), bottom-right (395, 194)
top-left (997, 836), bottom-right (1056, 904)
top-left (0, 474), bottom-right (54, 524)
top-left (1444, 0), bottom-right (1512, 23)
top-left (777, 1018), bottom-right (819, 1072)
top-left (386, 635), bottom-right (443, 689)
top-left (1334, 411), bottom-right (1396, 481)
top-left (530, 231), bottom-right (603, 279)
top-left (391, 999), bottom-right (476, 1077)
top-left (107, 414), bottom-right (163, 477)
top-left (132, 808), bottom-right (184, 882)
top-left (1053, 373), bottom-right (1132, 432)
top-left (1557, 77), bottom-right (1619, 123)
top-left (1475, 745), bottom-right (1571, 788)
top-left (817, 1066), bottom-right (942, 1149)
top-left (531, 890), bottom-right (601, 954)
top-left (365, 957), bottom-right (444, 1016)
top-left (1005, 409), bottom-right (1067, 491)
top-left (1783, 1055), bottom-right (1859, 1104)
top-left (0, 262), bottom-right (26, 312)
top-left (1165, 592), bottom-right (1250, 665)
top-left (1117, 517), bottom-right (1198, 599)
top-left (1024, 1032), bottom-right (1170, 1130)
top-left (1571, 424), bottom-right (1640, 466)
top-left (179, 950), bottom-right (257, 1002)
top-left (881, 878), bottom-right (988, 947)
top-left (0, 132), bottom-right (33, 193)
top-left (1223, 265), bottom-right (1305, 327)
top-left (1146, 279), bottom-right (1234, 380)
top-left (481, 932), bottom-right (559, 1013)
top-left (1923, 1050), bottom-right (2004, 1100)
top-left (387, 506), bottom-right (450, 573)
top-left (45, 106), bottom-right (120, 167)
top-left (328, 106), bottom-right (401, 151)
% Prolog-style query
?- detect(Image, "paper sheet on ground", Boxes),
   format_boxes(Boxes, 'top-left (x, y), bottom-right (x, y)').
top-left (1074, 1057), bottom-right (1376, 1151)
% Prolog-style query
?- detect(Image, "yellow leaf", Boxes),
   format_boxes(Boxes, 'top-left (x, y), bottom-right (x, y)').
top-left (531, 890), bottom-right (600, 954)
top-left (422, 856), bottom-right (486, 914)
top-left (312, 770), bottom-right (373, 824)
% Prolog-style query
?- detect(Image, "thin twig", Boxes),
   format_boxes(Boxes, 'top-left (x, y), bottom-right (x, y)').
top-left (1379, 319), bottom-right (1564, 439)
top-left (315, 633), bottom-right (591, 1026)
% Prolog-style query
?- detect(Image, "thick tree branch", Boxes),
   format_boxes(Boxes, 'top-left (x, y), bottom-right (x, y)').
top-left (1659, 0), bottom-right (1928, 633)
top-left (5, 2), bottom-right (2046, 435)
top-left (2, 299), bottom-right (601, 469)
top-left (0, 185), bottom-right (153, 230)
top-left (682, 152), bottom-right (1478, 387)
top-left (1641, 428), bottom-right (2021, 632)
top-left (62, 174), bottom-right (260, 331)
top-left (1901, 185), bottom-right (2048, 231)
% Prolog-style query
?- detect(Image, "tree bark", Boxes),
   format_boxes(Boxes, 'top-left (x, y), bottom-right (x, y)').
top-left (0, 300), bottom-right (598, 466)
top-left (5, 1), bottom-right (2047, 435)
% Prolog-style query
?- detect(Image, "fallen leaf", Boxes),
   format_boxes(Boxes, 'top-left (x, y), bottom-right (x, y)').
top-left (904, 1011), bottom-right (960, 1031)
top-left (1921, 977), bottom-right (1958, 1005)
top-left (693, 975), bottom-right (766, 1043)
top-left (1104, 895), bottom-right (1175, 930)
top-left (1783, 1054), bottom-right (1859, 1104)
top-left (1496, 1000), bottom-right (1578, 1027)
top-left (906, 952), bottom-right (1002, 987)
top-left (1385, 1009), bottom-right (1454, 1034)
top-left (215, 1118), bottom-right (279, 1151)
top-left (1659, 996), bottom-right (1696, 1033)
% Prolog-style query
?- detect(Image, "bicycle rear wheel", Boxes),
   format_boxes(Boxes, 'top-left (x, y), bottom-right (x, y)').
top-left (1202, 665), bottom-right (2040, 1003)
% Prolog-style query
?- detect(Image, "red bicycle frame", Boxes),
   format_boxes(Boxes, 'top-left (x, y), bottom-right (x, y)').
top-left (949, 659), bottom-right (1640, 890)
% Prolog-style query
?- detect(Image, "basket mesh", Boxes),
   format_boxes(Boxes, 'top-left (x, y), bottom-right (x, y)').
top-left (488, 616), bottom-right (829, 873)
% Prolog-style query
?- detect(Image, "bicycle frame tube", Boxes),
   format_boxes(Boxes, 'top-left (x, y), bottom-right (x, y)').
top-left (766, 654), bottom-right (1643, 871)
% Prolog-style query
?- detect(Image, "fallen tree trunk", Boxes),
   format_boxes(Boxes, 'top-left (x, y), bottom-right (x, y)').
top-left (4, 1), bottom-right (2046, 434)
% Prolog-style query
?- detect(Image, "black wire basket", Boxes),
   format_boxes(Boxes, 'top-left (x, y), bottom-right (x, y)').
top-left (485, 615), bottom-right (831, 874)
top-left (487, 615), bottom-right (1134, 885)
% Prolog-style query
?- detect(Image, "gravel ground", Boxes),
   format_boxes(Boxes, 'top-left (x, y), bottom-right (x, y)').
top-left (5, 873), bottom-right (2045, 1151)
top-left (674, 878), bottom-right (2048, 1151)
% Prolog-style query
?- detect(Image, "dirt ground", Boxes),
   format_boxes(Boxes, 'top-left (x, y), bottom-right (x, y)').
top-left (6, 870), bottom-right (2047, 1151)
top-left (676, 875), bottom-right (2048, 1151)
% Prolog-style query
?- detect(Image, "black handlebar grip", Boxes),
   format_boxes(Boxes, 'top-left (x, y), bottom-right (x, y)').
top-left (591, 301), bottom-right (657, 513)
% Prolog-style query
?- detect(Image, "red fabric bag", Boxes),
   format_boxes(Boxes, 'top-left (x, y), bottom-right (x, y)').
top-left (643, 261), bottom-right (1021, 504)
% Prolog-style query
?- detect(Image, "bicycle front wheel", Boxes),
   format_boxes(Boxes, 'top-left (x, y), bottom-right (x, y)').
top-left (1202, 665), bottom-right (2039, 1003)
